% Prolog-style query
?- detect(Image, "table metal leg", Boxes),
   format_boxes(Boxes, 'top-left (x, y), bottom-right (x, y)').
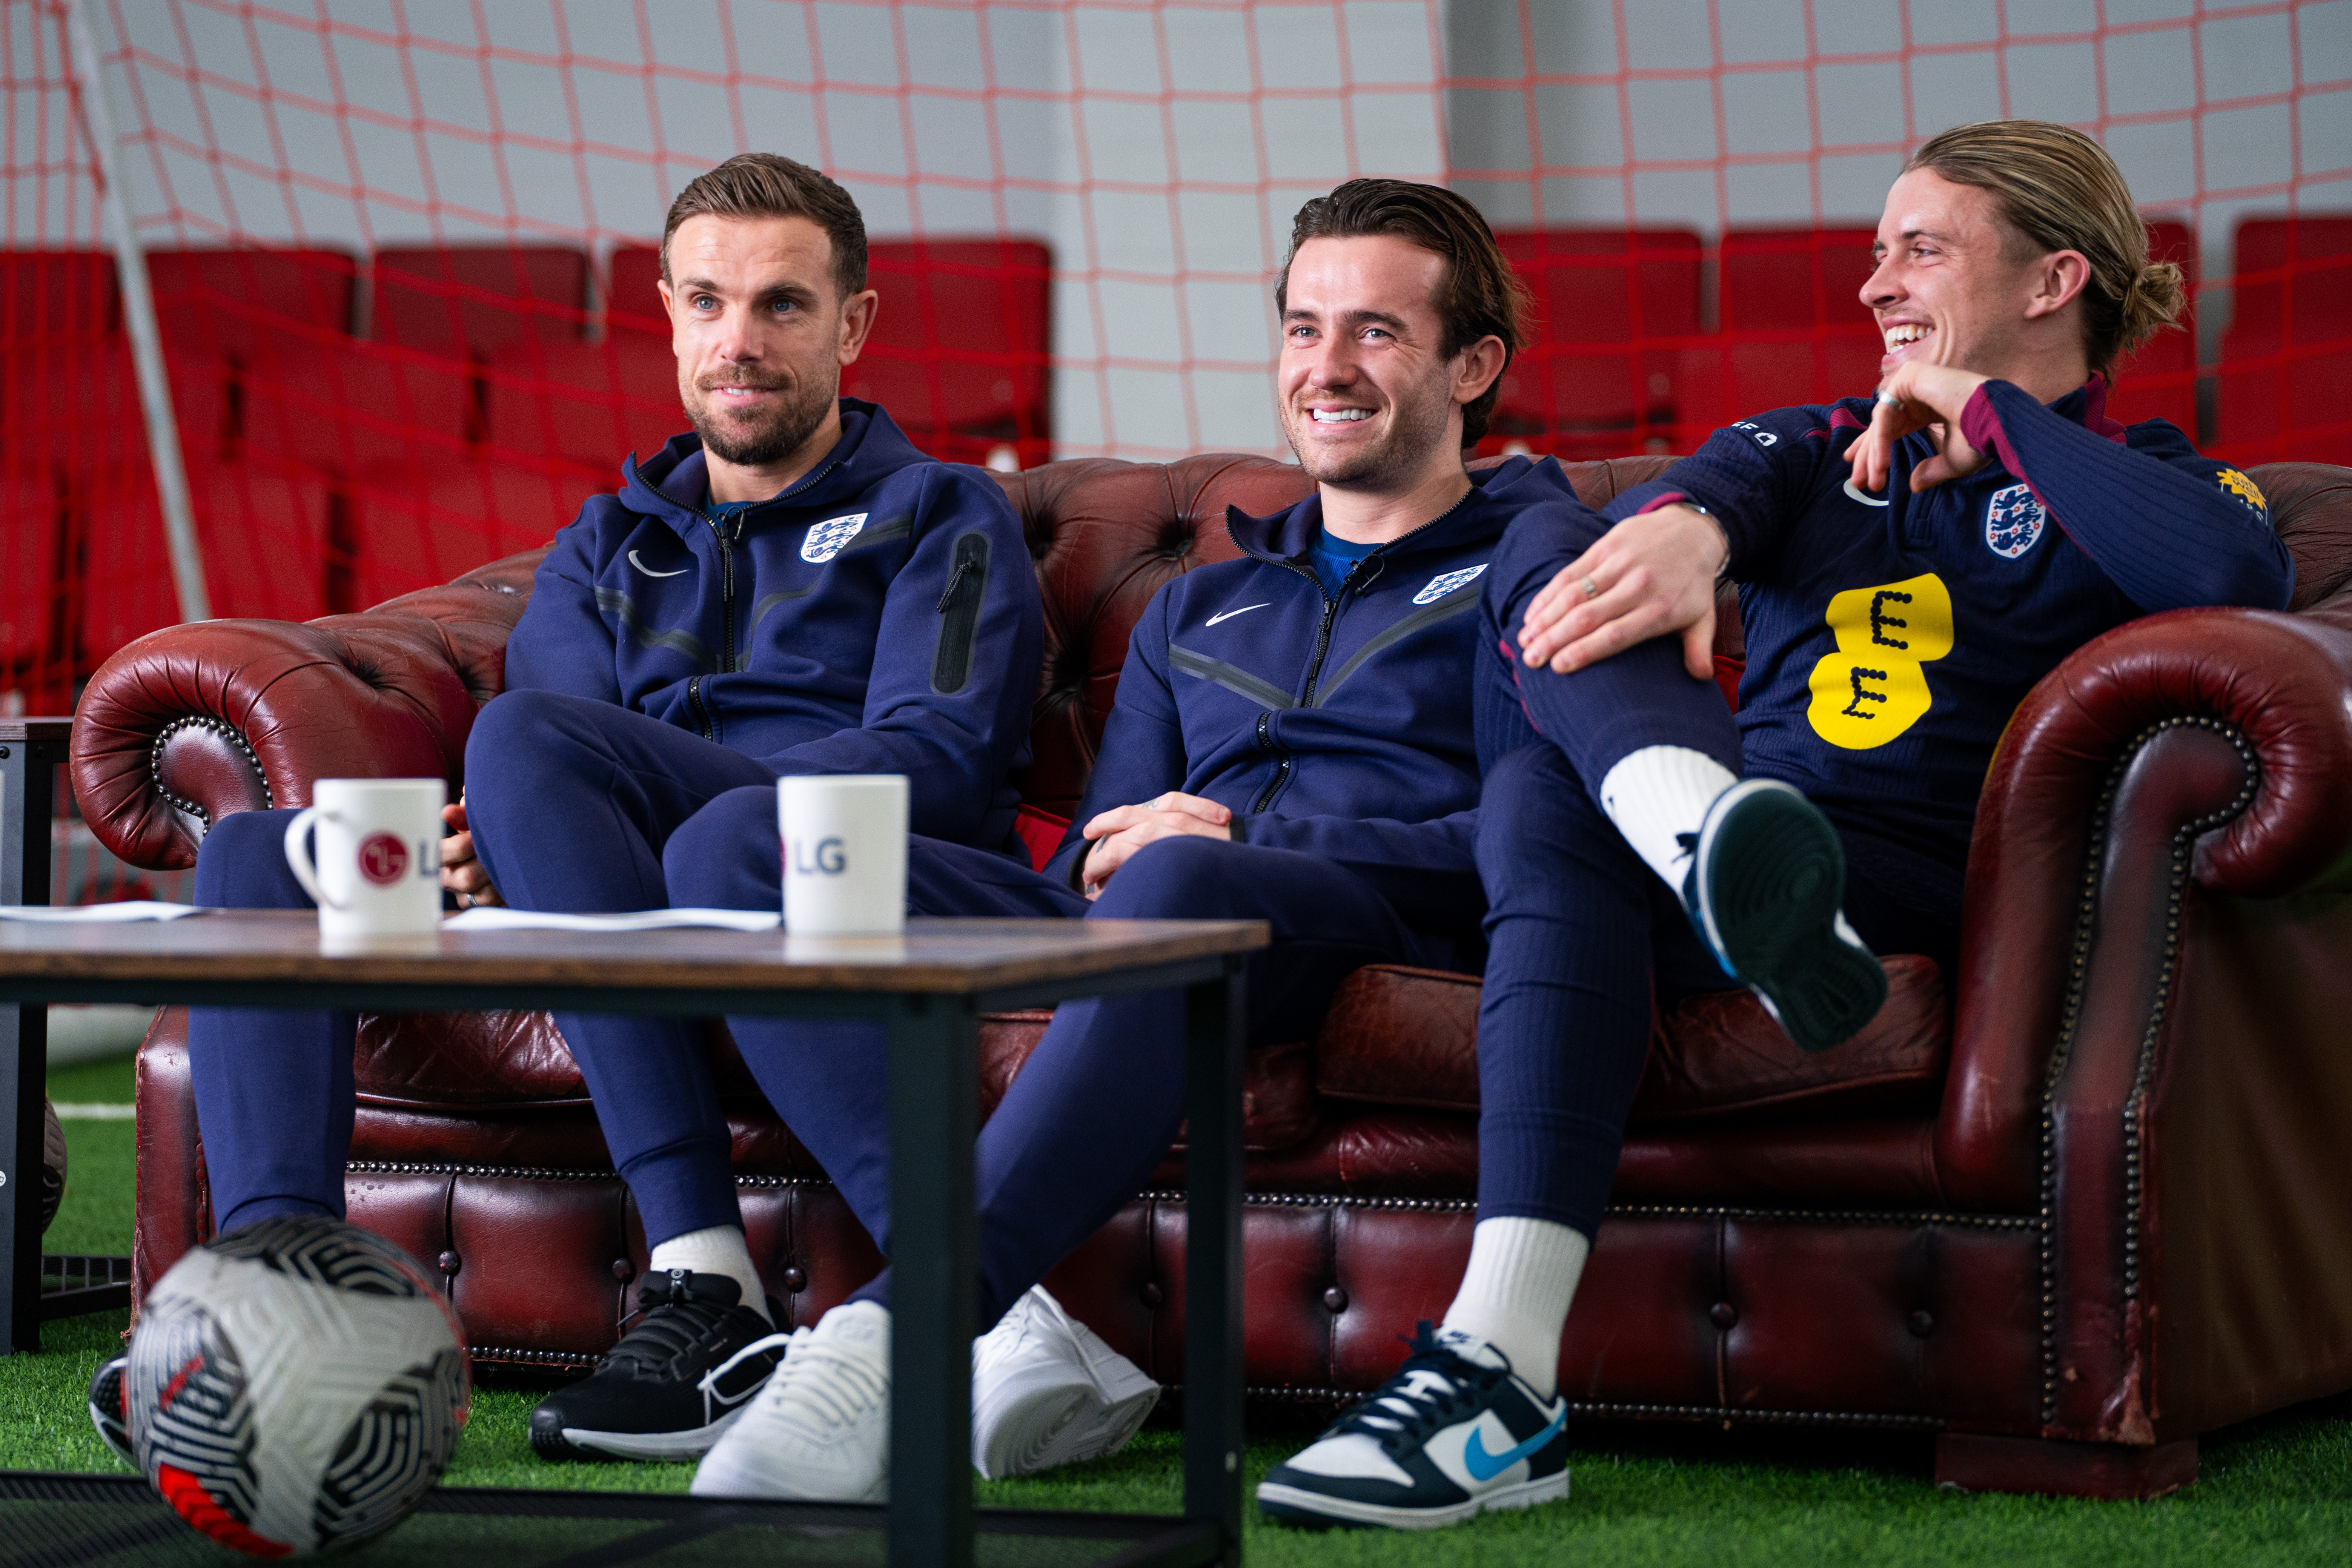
top-left (0, 739), bottom-right (56, 1355)
top-left (1183, 958), bottom-right (1246, 1563)
top-left (886, 993), bottom-right (978, 1568)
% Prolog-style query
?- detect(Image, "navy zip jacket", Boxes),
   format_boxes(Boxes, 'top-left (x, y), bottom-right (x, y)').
top-left (505, 399), bottom-right (1043, 854)
top-left (1044, 456), bottom-right (1587, 927)
top-left (1607, 375), bottom-right (2294, 863)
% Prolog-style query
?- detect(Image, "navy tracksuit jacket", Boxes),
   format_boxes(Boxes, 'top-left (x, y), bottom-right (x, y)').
top-left (1471, 375), bottom-right (2297, 1244)
top-left (187, 399), bottom-right (1043, 1238)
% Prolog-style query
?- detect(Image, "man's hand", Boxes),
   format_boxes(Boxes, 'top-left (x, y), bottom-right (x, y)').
top-left (1848, 361), bottom-right (1992, 495)
top-left (1516, 503), bottom-right (1727, 677)
top-left (1080, 791), bottom-right (1232, 898)
top-left (439, 794), bottom-right (504, 908)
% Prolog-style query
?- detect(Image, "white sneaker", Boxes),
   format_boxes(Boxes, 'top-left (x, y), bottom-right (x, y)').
top-left (972, 1285), bottom-right (1161, 1478)
top-left (690, 1302), bottom-right (891, 1502)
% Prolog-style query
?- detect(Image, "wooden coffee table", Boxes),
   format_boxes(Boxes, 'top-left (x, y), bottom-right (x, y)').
top-left (0, 908), bottom-right (1268, 1568)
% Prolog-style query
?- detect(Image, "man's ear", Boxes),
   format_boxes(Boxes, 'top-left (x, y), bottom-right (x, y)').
top-left (837, 287), bottom-right (881, 367)
top-left (1453, 333), bottom-right (1509, 408)
top-left (2024, 249), bottom-right (2092, 321)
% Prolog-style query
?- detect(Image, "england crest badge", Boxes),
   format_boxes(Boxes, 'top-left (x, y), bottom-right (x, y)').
top-left (1984, 485), bottom-right (2046, 560)
top-left (801, 512), bottom-right (868, 564)
top-left (1412, 563), bottom-right (1488, 605)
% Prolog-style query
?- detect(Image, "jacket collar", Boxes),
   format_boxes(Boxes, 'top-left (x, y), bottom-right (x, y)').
top-left (1223, 455), bottom-right (1547, 566)
top-left (617, 398), bottom-right (929, 539)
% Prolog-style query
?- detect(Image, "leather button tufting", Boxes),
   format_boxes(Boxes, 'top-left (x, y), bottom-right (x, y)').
top-left (782, 1265), bottom-right (808, 1293)
top-left (1323, 1286), bottom-right (1348, 1313)
top-left (1709, 1301), bottom-right (1737, 1330)
top-left (437, 1251), bottom-right (461, 1276)
top-left (1908, 1309), bottom-right (1935, 1338)
top-left (610, 1258), bottom-right (634, 1283)
top-left (1141, 1281), bottom-right (1165, 1309)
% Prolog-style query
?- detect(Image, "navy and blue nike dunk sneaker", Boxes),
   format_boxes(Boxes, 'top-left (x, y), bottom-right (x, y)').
top-left (1256, 1322), bottom-right (1568, 1530)
top-left (1684, 777), bottom-right (1888, 1054)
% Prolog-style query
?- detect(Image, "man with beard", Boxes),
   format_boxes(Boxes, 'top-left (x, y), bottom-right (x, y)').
top-left (670, 178), bottom-right (1610, 1505)
top-left (103, 155), bottom-right (1047, 1468)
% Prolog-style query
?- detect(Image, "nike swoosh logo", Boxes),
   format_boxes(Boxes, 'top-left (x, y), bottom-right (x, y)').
top-left (629, 549), bottom-right (690, 577)
top-left (1842, 478), bottom-right (1891, 508)
top-left (1206, 603), bottom-right (1270, 626)
top-left (1460, 1408), bottom-right (1566, 1482)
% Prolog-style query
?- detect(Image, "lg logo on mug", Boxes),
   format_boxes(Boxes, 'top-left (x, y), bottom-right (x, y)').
top-left (788, 837), bottom-right (849, 876)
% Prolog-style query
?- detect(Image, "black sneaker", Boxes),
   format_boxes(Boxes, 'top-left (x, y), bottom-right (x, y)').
top-left (88, 1355), bottom-right (133, 1467)
top-left (1684, 777), bottom-right (1888, 1052)
top-left (529, 1270), bottom-right (787, 1462)
top-left (1257, 1322), bottom-right (1568, 1530)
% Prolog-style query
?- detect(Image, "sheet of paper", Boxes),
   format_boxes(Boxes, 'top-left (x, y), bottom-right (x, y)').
top-left (0, 901), bottom-right (205, 923)
top-left (441, 906), bottom-right (781, 934)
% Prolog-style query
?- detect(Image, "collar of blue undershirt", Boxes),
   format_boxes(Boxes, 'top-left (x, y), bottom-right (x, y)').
top-left (700, 496), bottom-right (758, 526)
top-left (1304, 525), bottom-right (1382, 601)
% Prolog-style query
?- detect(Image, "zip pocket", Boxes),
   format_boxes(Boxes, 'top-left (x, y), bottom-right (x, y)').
top-left (930, 530), bottom-right (991, 695)
top-left (687, 674), bottom-right (716, 741)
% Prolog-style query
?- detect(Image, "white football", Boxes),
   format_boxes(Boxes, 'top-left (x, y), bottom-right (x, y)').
top-left (127, 1216), bottom-right (470, 1557)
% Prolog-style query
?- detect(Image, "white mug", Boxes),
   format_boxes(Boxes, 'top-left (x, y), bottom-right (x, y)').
top-left (283, 778), bottom-right (447, 940)
top-left (778, 775), bottom-right (909, 936)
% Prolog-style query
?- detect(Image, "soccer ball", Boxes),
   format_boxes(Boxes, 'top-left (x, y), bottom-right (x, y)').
top-left (127, 1216), bottom-right (471, 1556)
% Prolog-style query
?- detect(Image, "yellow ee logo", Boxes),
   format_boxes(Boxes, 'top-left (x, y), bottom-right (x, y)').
top-left (1805, 573), bottom-right (1954, 750)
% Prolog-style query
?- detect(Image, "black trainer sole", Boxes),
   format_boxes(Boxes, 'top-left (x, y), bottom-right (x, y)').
top-left (1693, 781), bottom-right (1887, 1053)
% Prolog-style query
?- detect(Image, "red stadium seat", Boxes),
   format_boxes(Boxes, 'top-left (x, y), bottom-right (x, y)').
top-left (188, 464), bottom-right (332, 623)
top-left (148, 248), bottom-right (358, 360)
top-left (372, 246), bottom-right (590, 356)
top-left (238, 344), bottom-right (475, 476)
top-left (1678, 227), bottom-right (1883, 432)
top-left (2103, 219), bottom-right (2198, 435)
top-left (610, 239), bottom-right (1054, 466)
top-left (0, 339), bottom-right (147, 473)
top-left (1490, 228), bottom-right (1702, 455)
top-left (1, 250), bottom-right (118, 341)
top-left (483, 338), bottom-right (683, 477)
top-left (345, 465), bottom-right (593, 610)
top-left (2216, 216), bottom-right (2352, 465)
top-left (0, 471), bottom-right (63, 685)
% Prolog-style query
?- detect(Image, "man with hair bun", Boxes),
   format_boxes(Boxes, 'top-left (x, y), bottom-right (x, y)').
top-left (1255, 120), bottom-right (2294, 1530)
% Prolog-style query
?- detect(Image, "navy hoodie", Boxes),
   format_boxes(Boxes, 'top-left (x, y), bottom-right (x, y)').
top-left (505, 399), bottom-right (1043, 853)
top-left (1045, 456), bottom-right (1588, 928)
top-left (1605, 375), bottom-right (2294, 863)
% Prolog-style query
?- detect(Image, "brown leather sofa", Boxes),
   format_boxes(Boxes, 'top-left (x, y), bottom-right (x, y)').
top-left (74, 453), bottom-right (2352, 1499)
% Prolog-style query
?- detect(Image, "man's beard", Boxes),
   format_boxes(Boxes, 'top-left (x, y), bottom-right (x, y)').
top-left (682, 369), bottom-right (837, 468)
top-left (1281, 370), bottom-right (1455, 489)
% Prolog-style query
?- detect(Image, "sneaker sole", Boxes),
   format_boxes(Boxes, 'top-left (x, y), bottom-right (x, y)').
top-left (1694, 780), bottom-right (1886, 1054)
top-left (1052, 1384), bottom-right (1160, 1468)
top-left (975, 1382), bottom-right (1094, 1478)
top-left (533, 1408), bottom-right (747, 1464)
top-left (1256, 1469), bottom-right (1569, 1531)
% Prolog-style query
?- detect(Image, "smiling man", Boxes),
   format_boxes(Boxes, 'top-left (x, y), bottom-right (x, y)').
top-left (1248, 121), bottom-right (2295, 1533)
top-left (108, 154), bottom-right (1045, 1470)
top-left (664, 178), bottom-right (1621, 1505)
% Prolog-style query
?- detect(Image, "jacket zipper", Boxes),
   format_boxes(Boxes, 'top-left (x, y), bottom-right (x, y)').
top-left (686, 674), bottom-right (715, 740)
top-left (930, 533), bottom-right (991, 695)
top-left (694, 452), bottom-right (846, 679)
top-left (1243, 490), bottom-right (1471, 814)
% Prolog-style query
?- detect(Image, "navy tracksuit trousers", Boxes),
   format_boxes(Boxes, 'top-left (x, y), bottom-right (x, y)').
top-left (189, 688), bottom-right (1453, 1329)
top-left (1472, 511), bottom-right (1964, 1239)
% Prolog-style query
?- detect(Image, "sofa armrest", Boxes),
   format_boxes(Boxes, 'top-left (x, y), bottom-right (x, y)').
top-left (69, 555), bottom-right (544, 871)
top-left (1937, 606), bottom-right (2352, 1208)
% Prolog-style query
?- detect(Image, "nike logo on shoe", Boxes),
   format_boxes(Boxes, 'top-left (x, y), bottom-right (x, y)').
top-left (1206, 604), bottom-right (1270, 626)
top-left (1461, 1408), bottom-right (1566, 1481)
top-left (630, 550), bottom-right (690, 577)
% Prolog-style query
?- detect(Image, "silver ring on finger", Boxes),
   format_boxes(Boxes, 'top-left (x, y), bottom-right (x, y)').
top-left (1877, 387), bottom-right (1901, 407)
top-left (1580, 574), bottom-right (1601, 599)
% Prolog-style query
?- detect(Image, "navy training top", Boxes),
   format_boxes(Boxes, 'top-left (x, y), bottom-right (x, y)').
top-left (1605, 375), bottom-right (2294, 866)
top-left (1043, 455), bottom-right (1593, 930)
top-left (503, 398), bottom-right (1045, 856)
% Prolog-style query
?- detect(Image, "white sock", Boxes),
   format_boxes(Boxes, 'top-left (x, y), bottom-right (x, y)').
top-left (647, 1224), bottom-right (771, 1324)
top-left (1597, 745), bottom-right (1740, 904)
top-left (1440, 1217), bottom-right (1591, 1401)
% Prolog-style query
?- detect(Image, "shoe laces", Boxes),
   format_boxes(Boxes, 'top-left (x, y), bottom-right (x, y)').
top-left (1320, 1322), bottom-right (1504, 1456)
top-left (603, 1270), bottom-right (745, 1380)
top-left (699, 1327), bottom-right (802, 1403)
top-left (764, 1330), bottom-right (889, 1433)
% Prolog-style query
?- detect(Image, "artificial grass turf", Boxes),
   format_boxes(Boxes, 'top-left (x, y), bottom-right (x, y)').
top-left (14, 1054), bottom-right (2352, 1563)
